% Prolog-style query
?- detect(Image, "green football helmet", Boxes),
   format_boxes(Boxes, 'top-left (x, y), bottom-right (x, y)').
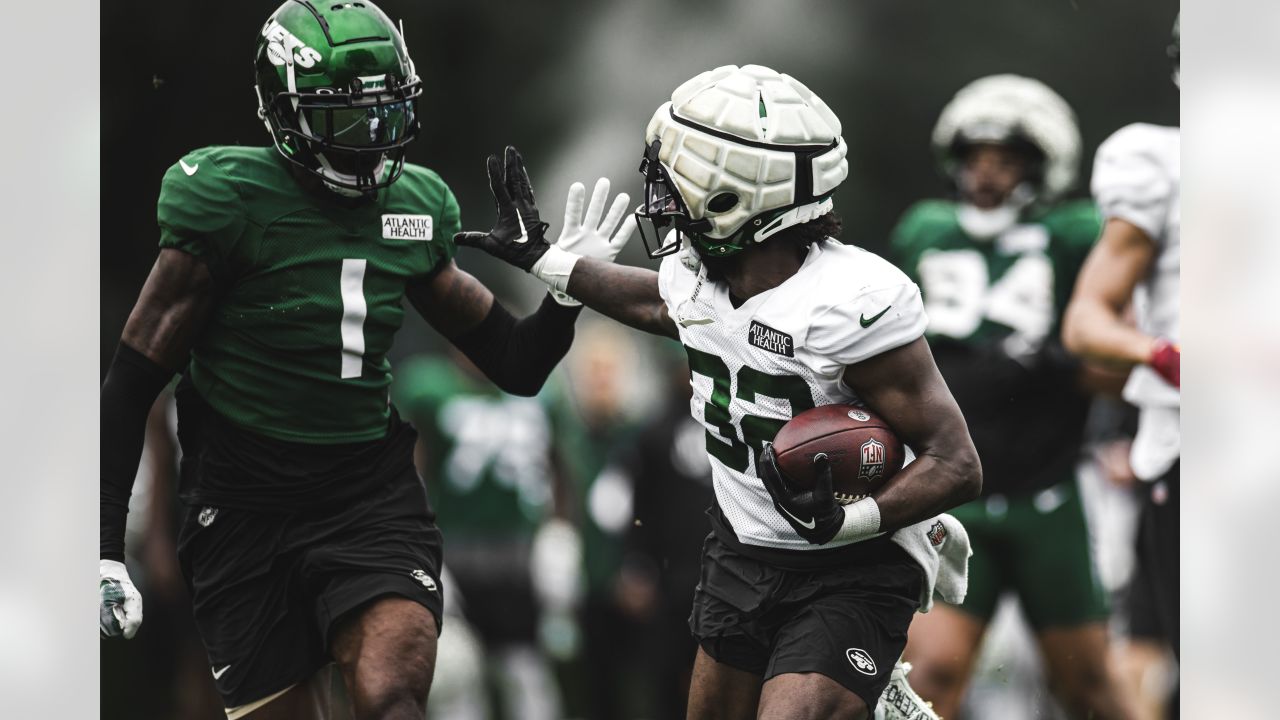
top-left (254, 0), bottom-right (422, 194)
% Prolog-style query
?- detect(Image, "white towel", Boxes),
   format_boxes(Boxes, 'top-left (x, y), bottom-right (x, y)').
top-left (889, 513), bottom-right (972, 613)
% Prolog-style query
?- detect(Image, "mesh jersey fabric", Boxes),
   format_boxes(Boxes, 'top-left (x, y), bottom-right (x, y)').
top-left (157, 145), bottom-right (459, 443)
top-left (658, 239), bottom-right (926, 551)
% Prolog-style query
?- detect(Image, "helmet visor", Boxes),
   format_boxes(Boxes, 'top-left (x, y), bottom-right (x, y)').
top-left (301, 98), bottom-right (414, 149)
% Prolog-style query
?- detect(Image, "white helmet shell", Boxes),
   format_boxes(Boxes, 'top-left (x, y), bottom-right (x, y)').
top-left (643, 64), bottom-right (848, 244)
top-left (932, 74), bottom-right (1081, 202)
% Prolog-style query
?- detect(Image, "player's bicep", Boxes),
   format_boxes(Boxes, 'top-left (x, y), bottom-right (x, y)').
top-left (407, 260), bottom-right (495, 340)
top-left (841, 337), bottom-right (972, 462)
top-left (120, 248), bottom-right (216, 371)
top-left (1071, 218), bottom-right (1156, 313)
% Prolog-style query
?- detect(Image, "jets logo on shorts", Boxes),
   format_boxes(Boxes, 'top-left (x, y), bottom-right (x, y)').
top-left (846, 648), bottom-right (877, 675)
top-left (410, 569), bottom-right (438, 593)
top-left (198, 507), bottom-right (219, 527)
top-left (857, 438), bottom-right (886, 483)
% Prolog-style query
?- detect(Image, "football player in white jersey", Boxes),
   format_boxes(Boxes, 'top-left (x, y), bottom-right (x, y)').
top-left (1062, 16), bottom-right (1181, 658)
top-left (458, 64), bottom-right (981, 720)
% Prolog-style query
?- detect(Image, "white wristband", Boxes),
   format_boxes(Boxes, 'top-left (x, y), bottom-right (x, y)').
top-left (530, 244), bottom-right (581, 293)
top-left (833, 497), bottom-right (881, 543)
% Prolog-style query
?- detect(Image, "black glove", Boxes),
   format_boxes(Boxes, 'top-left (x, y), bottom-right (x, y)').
top-left (454, 145), bottom-right (551, 271)
top-left (758, 443), bottom-right (843, 545)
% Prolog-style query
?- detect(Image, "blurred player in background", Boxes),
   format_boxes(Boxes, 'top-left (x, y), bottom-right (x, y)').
top-left (459, 63), bottom-right (980, 720)
top-left (892, 75), bottom-right (1136, 720)
top-left (98, 1), bottom-right (629, 717)
top-left (1064, 15), bottom-right (1181, 661)
top-left (547, 319), bottom-right (647, 720)
top-left (393, 350), bottom-right (566, 720)
top-left (610, 348), bottom-right (716, 719)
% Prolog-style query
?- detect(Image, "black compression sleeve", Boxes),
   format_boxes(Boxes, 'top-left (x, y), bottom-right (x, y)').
top-left (101, 343), bottom-right (175, 561)
top-left (450, 293), bottom-right (582, 397)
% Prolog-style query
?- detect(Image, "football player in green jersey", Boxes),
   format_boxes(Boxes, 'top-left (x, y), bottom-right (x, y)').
top-left (891, 76), bottom-right (1136, 719)
top-left (98, 2), bottom-right (631, 719)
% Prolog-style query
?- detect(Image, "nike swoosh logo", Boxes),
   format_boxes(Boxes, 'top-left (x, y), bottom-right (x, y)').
top-left (778, 504), bottom-right (816, 530)
top-left (513, 208), bottom-right (529, 244)
top-left (179, 159), bottom-right (199, 176)
top-left (211, 665), bottom-right (231, 680)
top-left (860, 305), bottom-right (891, 328)
top-left (678, 317), bottom-right (715, 327)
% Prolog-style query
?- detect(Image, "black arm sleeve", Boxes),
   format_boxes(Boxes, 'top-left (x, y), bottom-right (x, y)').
top-left (450, 293), bottom-right (582, 397)
top-left (101, 343), bottom-right (175, 561)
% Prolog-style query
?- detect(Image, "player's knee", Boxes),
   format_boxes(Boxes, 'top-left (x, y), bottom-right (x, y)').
top-left (758, 675), bottom-right (867, 720)
top-left (341, 605), bottom-right (437, 718)
top-left (352, 656), bottom-right (432, 719)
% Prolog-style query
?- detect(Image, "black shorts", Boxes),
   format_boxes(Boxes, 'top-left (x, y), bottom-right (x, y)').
top-left (176, 461), bottom-right (444, 708)
top-left (1136, 461), bottom-right (1179, 657)
top-left (689, 532), bottom-right (922, 711)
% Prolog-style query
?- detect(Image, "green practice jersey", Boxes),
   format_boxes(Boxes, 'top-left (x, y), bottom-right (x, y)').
top-left (890, 200), bottom-right (1101, 495)
top-left (394, 356), bottom-right (554, 539)
top-left (157, 146), bottom-right (459, 444)
top-left (891, 200), bottom-right (1099, 353)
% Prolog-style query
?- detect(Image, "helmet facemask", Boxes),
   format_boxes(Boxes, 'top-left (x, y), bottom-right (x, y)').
top-left (635, 139), bottom-right (713, 258)
top-left (254, 0), bottom-right (423, 196)
top-left (259, 73), bottom-right (422, 194)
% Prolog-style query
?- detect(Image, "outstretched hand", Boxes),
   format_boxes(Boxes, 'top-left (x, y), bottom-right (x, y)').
top-left (534, 177), bottom-right (636, 306)
top-left (758, 443), bottom-right (844, 545)
top-left (454, 146), bottom-right (551, 271)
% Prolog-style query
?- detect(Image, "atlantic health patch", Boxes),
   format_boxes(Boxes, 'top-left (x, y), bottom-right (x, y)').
top-left (748, 320), bottom-right (794, 357)
top-left (382, 214), bottom-right (433, 241)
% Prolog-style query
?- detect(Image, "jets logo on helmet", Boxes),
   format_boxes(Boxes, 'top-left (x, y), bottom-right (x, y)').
top-left (261, 18), bottom-right (322, 68)
top-left (634, 64), bottom-right (849, 258)
top-left (254, 0), bottom-right (422, 195)
top-left (932, 74), bottom-right (1081, 210)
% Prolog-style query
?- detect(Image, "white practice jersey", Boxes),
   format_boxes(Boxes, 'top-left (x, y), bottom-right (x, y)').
top-left (658, 239), bottom-right (927, 551)
top-left (1092, 123), bottom-right (1181, 478)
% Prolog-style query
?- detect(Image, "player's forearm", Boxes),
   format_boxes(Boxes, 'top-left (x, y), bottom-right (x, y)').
top-left (450, 295), bottom-right (581, 396)
top-left (101, 344), bottom-right (176, 560)
top-left (1062, 295), bottom-right (1155, 367)
top-left (566, 257), bottom-right (677, 339)
top-left (102, 250), bottom-right (212, 560)
top-left (871, 445), bottom-right (981, 533)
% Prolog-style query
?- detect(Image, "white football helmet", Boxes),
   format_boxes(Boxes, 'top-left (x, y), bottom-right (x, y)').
top-left (932, 74), bottom-right (1081, 206)
top-left (634, 64), bottom-right (849, 258)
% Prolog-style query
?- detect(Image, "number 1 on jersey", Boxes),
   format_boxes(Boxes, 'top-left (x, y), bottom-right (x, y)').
top-left (339, 259), bottom-right (368, 379)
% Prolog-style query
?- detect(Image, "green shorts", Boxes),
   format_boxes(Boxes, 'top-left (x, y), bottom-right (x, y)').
top-left (948, 474), bottom-right (1108, 629)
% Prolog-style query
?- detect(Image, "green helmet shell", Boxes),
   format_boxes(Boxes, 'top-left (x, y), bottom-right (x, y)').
top-left (254, 0), bottom-right (422, 193)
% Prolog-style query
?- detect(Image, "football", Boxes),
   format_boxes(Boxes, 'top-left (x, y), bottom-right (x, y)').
top-left (771, 405), bottom-right (905, 504)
